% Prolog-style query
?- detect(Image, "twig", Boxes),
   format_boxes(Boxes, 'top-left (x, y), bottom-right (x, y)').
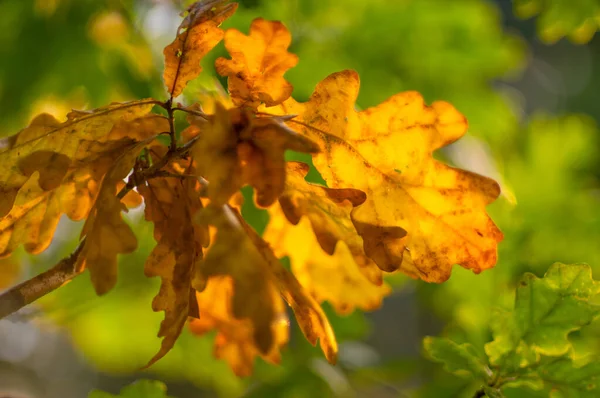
top-left (173, 106), bottom-right (208, 120)
top-left (117, 135), bottom-right (200, 199)
top-left (0, 241), bottom-right (85, 320)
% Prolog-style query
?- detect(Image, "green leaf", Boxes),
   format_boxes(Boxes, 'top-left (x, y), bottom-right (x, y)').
top-left (514, 0), bottom-right (600, 43)
top-left (423, 337), bottom-right (491, 382)
top-left (540, 357), bottom-right (600, 398)
top-left (485, 263), bottom-right (600, 369)
top-left (89, 380), bottom-right (174, 398)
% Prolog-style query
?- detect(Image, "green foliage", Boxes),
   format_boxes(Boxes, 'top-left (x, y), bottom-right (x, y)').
top-left (425, 263), bottom-right (600, 396)
top-left (89, 380), bottom-right (173, 398)
top-left (514, 0), bottom-right (600, 43)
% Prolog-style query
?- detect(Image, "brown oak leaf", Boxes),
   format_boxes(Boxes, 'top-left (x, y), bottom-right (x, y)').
top-left (163, 0), bottom-right (238, 98)
top-left (139, 169), bottom-right (208, 367)
top-left (189, 102), bottom-right (318, 207)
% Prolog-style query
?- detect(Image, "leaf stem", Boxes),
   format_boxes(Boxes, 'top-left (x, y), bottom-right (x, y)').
top-left (165, 99), bottom-right (178, 152)
top-left (0, 241), bottom-right (85, 320)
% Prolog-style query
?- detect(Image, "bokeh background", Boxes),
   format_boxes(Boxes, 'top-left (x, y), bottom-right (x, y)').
top-left (0, 0), bottom-right (599, 397)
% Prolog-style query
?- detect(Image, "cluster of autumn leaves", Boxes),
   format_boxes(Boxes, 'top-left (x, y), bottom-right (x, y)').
top-left (0, 0), bottom-right (503, 376)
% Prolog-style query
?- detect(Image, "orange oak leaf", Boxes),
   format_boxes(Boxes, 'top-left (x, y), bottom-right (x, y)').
top-left (189, 275), bottom-right (288, 376)
top-left (0, 99), bottom-right (156, 218)
top-left (194, 204), bottom-right (285, 357)
top-left (235, 208), bottom-right (338, 364)
top-left (215, 18), bottom-right (298, 108)
top-left (189, 103), bottom-right (318, 207)
top-left (267, 161), bottom-right (386, 285)
top-left (163, 0), bottom-right (238, 98)
top-left (265, 208), bottom-right (391, 315)
top-left (272, 71), bottom-right (503, 282)
top-left (0, 114), bottom-right (167, 259)
top-left (77, 141), bottom-right (149, 295)
top-left (139, 172), bottom-right (208, 367)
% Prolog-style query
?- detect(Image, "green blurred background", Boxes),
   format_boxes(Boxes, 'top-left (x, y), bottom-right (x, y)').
top-left (0, 0), bottom-right (599, 397)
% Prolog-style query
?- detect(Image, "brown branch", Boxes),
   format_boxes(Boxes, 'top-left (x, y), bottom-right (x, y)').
top-left (0, 241), bottom-right (85, 320)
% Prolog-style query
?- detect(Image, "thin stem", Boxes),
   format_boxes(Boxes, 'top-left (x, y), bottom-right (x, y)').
top-left (0, 241), bottom-right (85, 319)
top-left (166, 100), bottom-right (178, 152)
top-left (173, 106), bottom-right (208, 120)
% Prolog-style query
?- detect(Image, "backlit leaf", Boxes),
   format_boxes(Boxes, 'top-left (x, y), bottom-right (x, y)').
top-left (193, 204), bottom-right (288, 373)
top-left (271, 70), bottom-right (503, 282)
top-left (216, 18), bottom-right (298, 108)
top-left (0, 113), bottom-right (166, 258)
top-left (163, 0), bottom-right (238, 98)
top-left (189, 103), bottom-right (318, 207)
top-left (485, 263), bottom-right (600, 369)
top-left (77, 141), bottom-right (150, 295)
top-left (265, 213), bottom-right (390, 315)
top-left (140, 168), bottom-right (208, 367)
top-left (0, 99), bottom-right (155, 218)
top-left (189, 276), bottom-right (288, 377)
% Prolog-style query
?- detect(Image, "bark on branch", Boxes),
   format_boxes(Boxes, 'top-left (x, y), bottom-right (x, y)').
top-left (0, 242), bottom-right (84, 320)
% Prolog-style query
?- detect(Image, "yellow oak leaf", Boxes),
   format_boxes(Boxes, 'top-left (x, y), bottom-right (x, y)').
top-left (271, 71), bottom-right (503, 282)
top-left (163, 0), bottom-right (238, 98)
top-left (0, 115), bottom-right (167, 259)
top-left (0, 99), bottom-right (156, 218)
top-left (265, 207), bottom-right (391, 315)
top-left (215, 18), bottom-right (298, 108)
top-left (77, 141), bottom-right (149, 295)
top-left (139, 173), bottom-right (208, 367)
top-left (190, 103), bottom-right (318, 207)
top-left (269, 161), bottom-right (390, 285)
top-left (189, 276), bottom-right (288, 376)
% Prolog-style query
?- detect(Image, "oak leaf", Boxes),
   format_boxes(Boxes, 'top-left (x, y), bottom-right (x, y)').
top-left (215, 18), bottom-right (298, 108)
top-left (193, 205), bottom-right (288, 369)
top-left (271, 71), bottom-right (503, 282)
top-left (0, 99), bottom-right (156, 218)
top-left (265, 207), bottom-right (391, 314)
top-left (237, 209), bottom-right (338, 364)
top-left (0, 113), bottom-right (167, 259)
top-left (139, 170), bottom-right (208, 366)
top-left (267, 162), bottom-right (384, 285)
top-left (77, 141), bottom-right (150, 295)
top-left (189, 276), bottom-right (288, 376)
top-left (189, 103), bottom-right (318, 207)
top-left (163, 0), bottom-right (238, 98)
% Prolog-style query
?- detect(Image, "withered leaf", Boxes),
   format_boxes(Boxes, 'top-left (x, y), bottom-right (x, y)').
top-left (77, 141), bottom-right (149, 295)
top-left (139, 170), bottom-right (208, 367)
top-left (216, 18), bottom-right (298, 108)
top-left (0, 99), bottom-right (156, 218)
top-left (163, 0), bottom-right (238, 98)
top-left (193, 204), bottom-right (287, 372)
top-left (189, 276), bottom-right (288, 376)
top-left (190, 103), bottom-right (318, 207)
top-left (0, 114), bottom-right (167, 259)
top-left (272, 71), bottom-right (503, 282)
top-left (236, 208), bottom-right (338, 364)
